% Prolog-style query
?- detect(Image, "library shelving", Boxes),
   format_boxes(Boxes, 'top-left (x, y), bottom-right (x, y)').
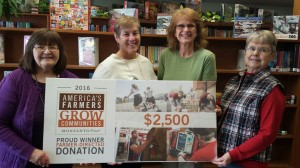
top-left (0, 10), bottom-right (300, 168)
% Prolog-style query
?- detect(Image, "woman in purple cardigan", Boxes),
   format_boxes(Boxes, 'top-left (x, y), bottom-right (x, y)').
top-left (0, 28), bottom-right (77, 168)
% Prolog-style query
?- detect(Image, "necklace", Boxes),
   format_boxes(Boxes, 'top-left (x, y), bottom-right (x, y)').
top-left (124, 54), bottom-right (145, 80)
top-left (34, 74), bottom-right (45, 106)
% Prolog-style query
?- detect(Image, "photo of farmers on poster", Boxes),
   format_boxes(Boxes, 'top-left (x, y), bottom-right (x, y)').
top-left (115, 80), bottom-right (217, 162)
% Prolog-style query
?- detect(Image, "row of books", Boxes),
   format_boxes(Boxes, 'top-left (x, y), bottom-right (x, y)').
top-left (206, 28), bottom-right (233, 38)
top-left (90, 24), bottom-right (108, 32)
top-left (269, 46), bottom-right (300, 72)
top-left (139, 46), bottom-right (167, 66)
top-left (0, 21), bottom-right (31, 28)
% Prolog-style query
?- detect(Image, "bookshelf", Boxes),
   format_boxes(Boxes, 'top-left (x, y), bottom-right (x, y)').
top-left (0, 8), bottom-right (300, 168)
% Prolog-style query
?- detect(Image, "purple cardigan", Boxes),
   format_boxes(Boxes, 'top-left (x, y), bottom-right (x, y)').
top-left (0, 68), bottom-right (77, 168)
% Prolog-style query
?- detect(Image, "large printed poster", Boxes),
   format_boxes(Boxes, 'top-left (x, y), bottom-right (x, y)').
top-left (43, 78), bottom-right (116, 163)
top-left (44, 79), bottom-right (217, 163)
top-left (115, 80), bottom-right (217, 163)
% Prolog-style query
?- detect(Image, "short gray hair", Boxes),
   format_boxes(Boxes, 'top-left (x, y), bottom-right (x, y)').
top-left (246, 30), bottom-right (277, 52)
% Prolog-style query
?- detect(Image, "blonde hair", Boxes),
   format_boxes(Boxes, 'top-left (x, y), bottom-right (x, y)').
top-left (114, 15), bottom-right (141, 37)
top-left (167, 8), bottom-right (207, 51)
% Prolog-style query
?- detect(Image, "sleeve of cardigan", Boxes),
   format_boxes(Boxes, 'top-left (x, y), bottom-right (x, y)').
top-left (0, 74), bottom-right (35, 160)
top-left (229, 86), bottom-right (285, 161)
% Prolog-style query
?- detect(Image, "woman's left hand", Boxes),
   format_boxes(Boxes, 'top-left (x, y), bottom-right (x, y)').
top-left (212, 152), bottom-right (232, 167)
top-left (29, 149), bottom-right (49, 167)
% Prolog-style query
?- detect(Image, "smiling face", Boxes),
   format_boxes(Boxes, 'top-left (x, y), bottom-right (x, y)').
top-left (175, 17), bottom-right (197, 47)
top-left (245, 42), bottom-right (274, 73)
top-left (33, 44), bottom-right (60, 72)
top-left (115, 24), bottom-right (140, 59)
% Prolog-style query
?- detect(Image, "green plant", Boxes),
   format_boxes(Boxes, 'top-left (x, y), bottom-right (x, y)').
top-left (36, 0), bottom-right (49, 14)
top-left (0, 0), bottom-right (18, 20)
top-left (200, 11), bottom-right (221, 22)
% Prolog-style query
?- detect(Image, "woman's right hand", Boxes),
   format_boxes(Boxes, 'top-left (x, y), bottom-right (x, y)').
top-left (29, 149), bottom-right (49, 167)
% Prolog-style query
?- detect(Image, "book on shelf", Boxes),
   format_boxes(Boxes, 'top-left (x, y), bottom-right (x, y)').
top-left (144, 1), bottom-right (159, 20)
top-left (24, 35), bottom-right (31, 54)
top-left (50, 0), bottom-right (90, 30)
top-left (236, 49), bottom-right (245, 70)
top-left (257, 8), bottom-right (274, 25)
top-left (88, 72), bottom-right (94, 79)
top-left (156, 13), bottom-right (172, 34)
top-left (4, 71), bottom-right (12, 77)
top-left (233, 17), bottom-right (262, 38)
top-left (291, 44), bottom-right (300, 72)
top-left (161, 2), bottom-right (180, 14)
top-left (234, 4), bottom-right (258, 18)
top-left (185, 0), bottom-right (202, 13)
top-left (207, 27), bottom-right (233, 38)
top-left (220, 3), bottom-right (233, 22)
top-left (269, 50), bottom-right (292, 72)
top-left (139, 45), bottom-right (167, 65)
top-left (0, 34), bottom-right (4, 64)
top-left (111, 8), bottom-right (138, 18)
top-left (273, 15), bottom-right (299, 40)
top-left (108, 8), bottom-right (138, 32)
top-left (125, 1), bottom-right (144, 19)
top-left (78, 37), bottom-right (99, 66)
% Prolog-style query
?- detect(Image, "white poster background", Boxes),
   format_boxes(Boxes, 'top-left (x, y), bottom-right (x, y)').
top-left (43, 78), bottom-right (116, 163)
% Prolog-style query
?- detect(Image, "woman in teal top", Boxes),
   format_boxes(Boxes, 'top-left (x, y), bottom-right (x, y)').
top-left (158, 8), bottom-right (217, 81)
top-left (158, 8), bottom-right (217, 168)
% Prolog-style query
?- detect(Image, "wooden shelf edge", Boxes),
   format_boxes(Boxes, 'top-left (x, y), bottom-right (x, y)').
top-left (269, 161), bottom-right (293, 168)
top-left (276, 134), bottom-right (294, 139)
top-left (0, 63), bottom-right (18, 68)
top-left (66, 65), bottom-right (96, 70)
top-left (286, 104), bottom-right (297, 108)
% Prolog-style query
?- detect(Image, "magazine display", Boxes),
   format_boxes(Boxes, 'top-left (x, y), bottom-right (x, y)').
top-left (44, 79), bottom-right (217, 163)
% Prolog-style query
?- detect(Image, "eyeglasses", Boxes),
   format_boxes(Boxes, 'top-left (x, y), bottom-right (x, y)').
top-left (245, 46), bottom-right (272, 54)
top-left (176, 24), bottom-right (196, 30)
top-left (34, 45), bottom-right (59, 52)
